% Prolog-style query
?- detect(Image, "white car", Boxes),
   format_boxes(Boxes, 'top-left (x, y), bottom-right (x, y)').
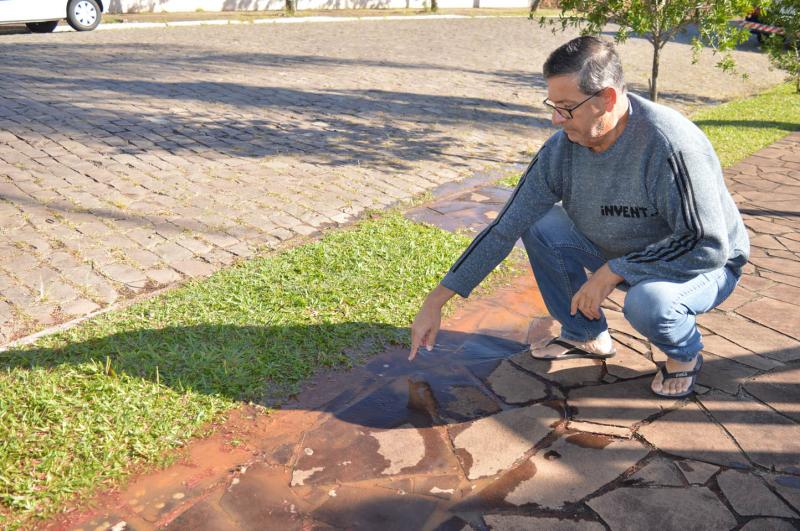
top-left (0, 0), bottom-right (105, 33)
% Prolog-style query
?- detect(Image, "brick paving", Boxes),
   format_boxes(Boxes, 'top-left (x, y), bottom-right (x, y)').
top-left (63, 133), bottom-right (800, 530)
top-left (0, 18), bottom-right (784, 344)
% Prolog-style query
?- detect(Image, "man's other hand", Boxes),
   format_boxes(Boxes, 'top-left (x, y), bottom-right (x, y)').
top-left (570, 263), bottom-right (624, 320)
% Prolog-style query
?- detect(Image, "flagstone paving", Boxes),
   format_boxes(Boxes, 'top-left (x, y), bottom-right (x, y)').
top-left (60, 132), bottom-right (800, 530)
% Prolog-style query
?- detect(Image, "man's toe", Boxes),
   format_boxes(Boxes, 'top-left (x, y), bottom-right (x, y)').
top-left (651, 374), bottom-right (664, 393)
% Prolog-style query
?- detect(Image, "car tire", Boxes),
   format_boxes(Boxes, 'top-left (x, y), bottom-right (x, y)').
top-left (26, 21), bottom-right (59, 33)
top-left (67, 0), bottom-right (101, 31)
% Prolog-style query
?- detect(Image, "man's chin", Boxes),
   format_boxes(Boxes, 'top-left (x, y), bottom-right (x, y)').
top-left (564, 130), bottom-right (581, 144)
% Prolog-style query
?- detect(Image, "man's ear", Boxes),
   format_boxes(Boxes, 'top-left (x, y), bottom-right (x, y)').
top-left (602, 87), bottom-right (618, 111)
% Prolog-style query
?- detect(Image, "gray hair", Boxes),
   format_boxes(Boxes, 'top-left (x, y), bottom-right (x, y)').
top-left (543, 36), bottom-right (625, 95)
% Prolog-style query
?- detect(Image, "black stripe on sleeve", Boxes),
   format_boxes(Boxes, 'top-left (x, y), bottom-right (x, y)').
top-left (625, 153), bottom-right (703, 264)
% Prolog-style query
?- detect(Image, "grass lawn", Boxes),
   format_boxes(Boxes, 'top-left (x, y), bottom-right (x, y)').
top-left (496, 81), bottom-right (800, 188)
top-left (1, 82), bottom-right (797, 528)
top-left (692, 82), bottom-right (800, 168)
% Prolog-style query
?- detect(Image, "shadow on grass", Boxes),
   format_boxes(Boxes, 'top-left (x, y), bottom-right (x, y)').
top-left (693, 119), bottom-right (800, 132)
top-left (4, 320), bottom-right (798, 429)
top-left (0, 323), bottom-right (411, 404)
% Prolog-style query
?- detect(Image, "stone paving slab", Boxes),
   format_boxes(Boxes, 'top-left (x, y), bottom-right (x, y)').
top-left (568, 379), bottom-right (675, 428)
top-left (740, 519), bottom-right (799, 531)
top-left (716, 469), bottom-right (797, 518)
top-left (485, 360), bottom-right (549, 404)
top-left (744, 365), bottom-right (800, 422)
top-left (451, 404), bottom-right (562, 480)
top-left (483, 515), bottom-right (605, 530)
top-left (629, 456), bottom-right (684, 486)
top-left (503, 433), bottom-right (648, 509)
top-left (769, 475), bottom-right (800, 514)
top-left (638, 401), bottom-right (749, 468)
top-left (0, 18), bottom-right (785, 345)
top-left (699, 392), bottom-right (800, 473)
top-left (587, 486), bottom-right (738, 531)
top-left (675, 459), bottom-right (720, 485)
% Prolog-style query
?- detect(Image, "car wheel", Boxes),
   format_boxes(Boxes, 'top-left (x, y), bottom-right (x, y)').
top-left (26, 21), bottom-right (59, 33)
top-left (67, 0), bottom-right (101, 31)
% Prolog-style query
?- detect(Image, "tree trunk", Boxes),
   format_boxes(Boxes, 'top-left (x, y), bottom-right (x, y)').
top-left (649, 42), bottom-right (660, 102)
top-left (529, 0), bottom-right (541, 18)
top-left (286, 0), bottom-right (296, 15)
top-left (431, 0), bottom-right (438, 12)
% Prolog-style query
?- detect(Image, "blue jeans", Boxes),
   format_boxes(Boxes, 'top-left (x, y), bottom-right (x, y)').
top-left (521, 205), bottom-right (740, 362)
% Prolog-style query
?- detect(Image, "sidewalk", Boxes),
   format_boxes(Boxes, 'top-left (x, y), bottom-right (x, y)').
top-left (60, 133), bottom-right (800, 530)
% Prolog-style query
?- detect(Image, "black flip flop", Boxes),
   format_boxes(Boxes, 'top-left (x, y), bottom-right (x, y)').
top-left (652, 354), bottom-right (704, 398)
top-left (530, 337), bottom-right (617, 361)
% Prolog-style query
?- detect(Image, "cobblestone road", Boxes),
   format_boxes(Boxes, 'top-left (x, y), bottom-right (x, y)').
top-left (0, 18), bottom-right (784, 342)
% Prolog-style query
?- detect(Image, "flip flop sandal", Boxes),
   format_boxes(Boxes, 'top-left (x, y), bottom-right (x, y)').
top-left (652, 354), bottom-right (704, 398)
top-left (530, 337), bottom-right (617, 361)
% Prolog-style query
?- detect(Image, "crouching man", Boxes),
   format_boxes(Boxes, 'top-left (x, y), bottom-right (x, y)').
top-left (409, 36), bottom-right (748, 398)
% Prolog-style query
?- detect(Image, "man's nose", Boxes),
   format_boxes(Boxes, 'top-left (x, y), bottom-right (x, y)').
top-left (551, 110), bottom-right (567, 125)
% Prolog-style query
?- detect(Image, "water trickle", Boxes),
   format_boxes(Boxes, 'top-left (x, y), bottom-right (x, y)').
top-left (565, 433), bottom-right (613, 450)
top-left (407, 378), bottom-right (437, 416)
top-left (776, 475), bottom-right (800, 489)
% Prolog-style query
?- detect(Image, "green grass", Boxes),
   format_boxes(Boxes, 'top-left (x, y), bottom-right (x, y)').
top-left (496, 81), bottom-right (800, 189)
top-left (693, 82), bottom-right (800, 168)
top-left (0, 211), bottom-right (521, 528)
top-left (495, 170), bottom-right (525, 189)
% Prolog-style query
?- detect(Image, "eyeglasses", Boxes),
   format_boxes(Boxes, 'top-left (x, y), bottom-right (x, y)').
top-left (543, 89), bottom-right (605, 119)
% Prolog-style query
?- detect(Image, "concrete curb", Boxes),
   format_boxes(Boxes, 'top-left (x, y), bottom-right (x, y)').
top-left (53, 13), bottom-right (527, 33)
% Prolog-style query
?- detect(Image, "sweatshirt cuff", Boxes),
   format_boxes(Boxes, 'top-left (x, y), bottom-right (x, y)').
top-left (441, 272), bottom-right (472, 299)
top-left (607, 258), bottom-right (640, 286)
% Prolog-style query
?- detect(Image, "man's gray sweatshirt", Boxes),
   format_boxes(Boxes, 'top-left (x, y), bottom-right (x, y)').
top-left (441, 93), bottom-right (749, 297)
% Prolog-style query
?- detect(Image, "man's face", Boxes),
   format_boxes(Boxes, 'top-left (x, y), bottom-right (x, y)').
top-left (545, 74), bottom-right (609, 148)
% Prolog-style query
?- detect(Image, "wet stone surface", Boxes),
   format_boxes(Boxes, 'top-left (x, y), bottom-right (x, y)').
top-left (485, 360), bottom-right (549, 404)
top-left (166, 499), bottom-right (240, 531)
top-left (511, 350), bottom-right (605, 388)
top-left (219, 464), bottom-right (308, 529)
top-left (311, 485), bottom-right (440, 530)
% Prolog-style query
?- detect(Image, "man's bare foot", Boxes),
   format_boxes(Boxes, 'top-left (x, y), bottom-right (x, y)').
top-left (531, 331), bottom-right (615, 359)
top-left (651, 356), bottom-right (701, 396)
